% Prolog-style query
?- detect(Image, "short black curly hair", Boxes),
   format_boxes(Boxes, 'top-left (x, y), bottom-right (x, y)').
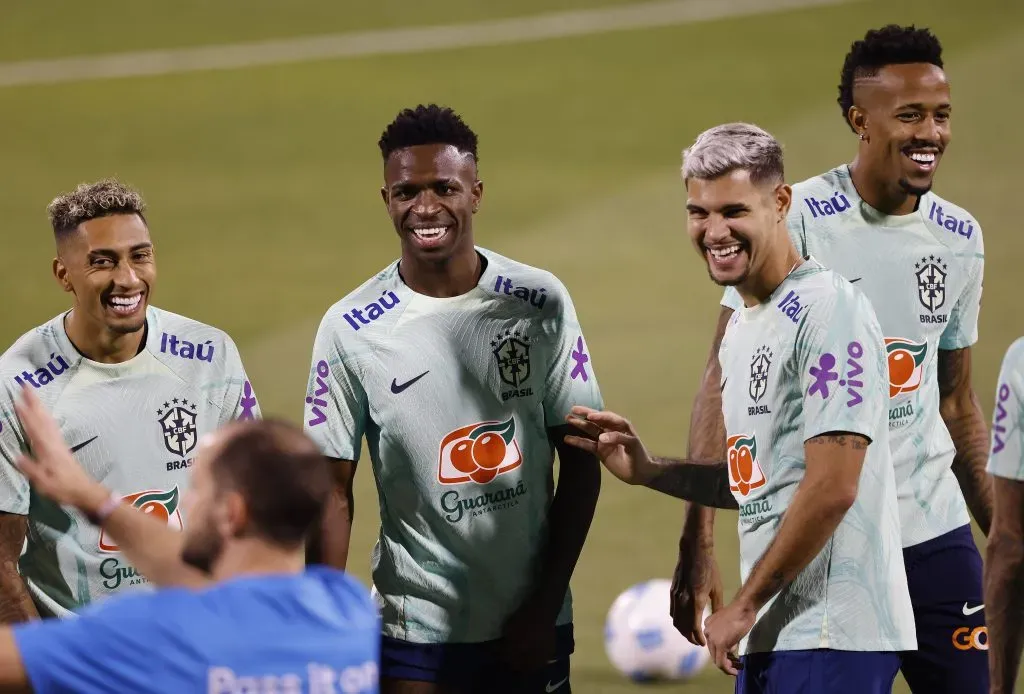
top-left (378, 104), bottom-right (479, 163)
top-left (838, 25), bottom-right (944, 133)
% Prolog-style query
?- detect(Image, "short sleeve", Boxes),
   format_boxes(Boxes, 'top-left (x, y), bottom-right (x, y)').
top-left (221, 337), bottom-right (261, 423)
top-left (0, 391), bottom-right (29, 515)
top-left (988, 341), bottom-right (1024, 480)
top-left (542, 282), bottom-right (603, 427)
top-left (304, 315), bottom-right (368, 461)
top-left (940, 236), bottom-right (984, 350)
top-left (13, 593), bottom-right (178, 692)
top-left (797, 287), bottom-right (887, 444)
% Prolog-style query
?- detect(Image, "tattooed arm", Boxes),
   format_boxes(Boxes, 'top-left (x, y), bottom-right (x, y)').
top-left (733, 432), bottom-right (867, 610)
top-left (0, 513), bottom-right (37, 623)
top-left (938, 347), bottom-right (993, 535)
top-left (986, 475), bottom-right (1024, 694)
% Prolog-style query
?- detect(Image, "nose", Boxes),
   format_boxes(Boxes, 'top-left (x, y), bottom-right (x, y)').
top-left (112, 260), bottom-right (140, 287)
top-left (704, 214), bottom-right (732, 243)
top-left (917, 116), bottom-right (943, 145)
top-left (411, 190), bottom-right (442, 218)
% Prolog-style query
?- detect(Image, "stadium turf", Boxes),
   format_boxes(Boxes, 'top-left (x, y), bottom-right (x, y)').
top-left (1, 0), bottom-right (1022, 690)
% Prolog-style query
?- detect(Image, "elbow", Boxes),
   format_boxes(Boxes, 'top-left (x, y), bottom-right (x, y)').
top-left (818, 481), bottom-right (858, 519)
top-left (986, 530), bottom-right (1024, 570)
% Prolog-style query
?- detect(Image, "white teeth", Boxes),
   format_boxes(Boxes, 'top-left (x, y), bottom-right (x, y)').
top-left (709, 245), bottom-right (741, 260)
top-left (412, 226), bottom-right (448, 240)
top-left (109, 295), bottom-right (142, 312)
top-left (908, 152), bottom-right (936, 164)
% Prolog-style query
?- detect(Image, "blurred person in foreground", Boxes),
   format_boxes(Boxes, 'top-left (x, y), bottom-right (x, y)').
top-left (0, 387), bottom-right (378, 693)
top-left (304, 104), bottom-right (603, 694)
top-left (0, 179), bottom-right (260, 622)
top-left (672, 25), bottom-right (990, 694)
top-left (984, 337), bottom-right (1024, 694)
top-left (566, 123), bottom-right (915, 693)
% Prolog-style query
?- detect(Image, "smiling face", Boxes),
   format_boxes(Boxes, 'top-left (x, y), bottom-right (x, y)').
top-left (851, 62), bottom-right (951, 198)
top-left (381, 143), bottom-right (482, 264)
top-left (54, 213), bottom-right (155, 335)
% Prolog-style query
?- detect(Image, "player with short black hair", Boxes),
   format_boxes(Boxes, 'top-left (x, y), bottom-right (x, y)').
top-left (305, 104), bottom-right (604, 693)
top-left (0, 178), bottom-right (260, 622)
top-left (672, 25), bottom-right (990, 694)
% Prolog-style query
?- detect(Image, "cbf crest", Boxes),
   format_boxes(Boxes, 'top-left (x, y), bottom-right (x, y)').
top-left (915, 256), bottom-right (948, 313)
top-left (157, 399), bottom-right (198, 457)
top-left (492, 329), bottom-right (534, 402)
top-left (748, 346), bottom-right (773, 415)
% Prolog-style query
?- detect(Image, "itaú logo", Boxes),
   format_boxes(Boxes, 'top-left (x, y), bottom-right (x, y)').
top-left (951, 626), bottom-right (988, 651)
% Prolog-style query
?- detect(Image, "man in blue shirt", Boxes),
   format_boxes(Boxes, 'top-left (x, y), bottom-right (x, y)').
top-left (0, 387), bottom-right (380, 693)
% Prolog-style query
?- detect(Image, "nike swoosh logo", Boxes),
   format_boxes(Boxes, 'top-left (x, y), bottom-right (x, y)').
top-left (962, 602), bottom-right (984, 616)
top-left (545, 678), bottom-right (568, 693)
top-left (70, 436), bottom-right (98, 453)
top-left (390, 371), bottom-right (429, 394)
top-left (849, 277), bottom-right (862, 283)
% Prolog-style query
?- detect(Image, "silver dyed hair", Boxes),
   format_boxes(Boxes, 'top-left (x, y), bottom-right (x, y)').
top-left (681, 123), bottom-right (784, 186)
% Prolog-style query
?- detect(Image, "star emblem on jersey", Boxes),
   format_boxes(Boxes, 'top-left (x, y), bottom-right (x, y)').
top-left (748, 346), bottom-right (772, 404)
top-left (915, 256), bottom-right (948, 313)
top-left (493, 329), bottom-right (534, 402)
top-left (157, 399), bottom-right (198, 458)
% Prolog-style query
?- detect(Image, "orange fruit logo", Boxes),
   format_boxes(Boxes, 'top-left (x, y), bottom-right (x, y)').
top-left (99, 487), bottom-right (183, 552)
top-left (437, 417), bottom-right (523, 485)
top-left (727, 434), bottom-right (765, 497)
top-left (884, 338), bottom-right (927, 398)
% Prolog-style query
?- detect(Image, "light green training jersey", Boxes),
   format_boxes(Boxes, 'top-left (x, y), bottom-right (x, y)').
top-left (0, 307), bottom-right (259, 617)
top-left (721, 258), bottom-right (915, 654)
top-left (987, 338), bottom-right (1024, 480)
top-left (724, 164), bottom-right (984, 547)
top-left (304, 247), bottom-right (603, 644)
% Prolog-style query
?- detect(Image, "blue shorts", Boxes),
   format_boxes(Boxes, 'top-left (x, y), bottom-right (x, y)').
top-left (380, 623), bottom-right (574, 693)
top-left (900, 524), bottom-right (988, 694)
top-left (736, 649), bottom-right (900, 694)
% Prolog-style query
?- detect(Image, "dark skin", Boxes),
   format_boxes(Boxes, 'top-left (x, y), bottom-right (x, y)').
top-left (0, 214), bottom-right (157, 623)
top-left (985, 475), bottom-right (1024, 694)
top-left (313, 143), bottom-right (601, 694)
top-left (54, 213), bottom-right (155, 364)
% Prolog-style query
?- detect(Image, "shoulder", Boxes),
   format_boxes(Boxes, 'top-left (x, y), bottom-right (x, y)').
top-left (793, 262), bottom-right (879, 335)
top-left (1001, 337), bottom-right (1024, 377)
top-left (147, 306), bottom-right (243, 372)
top-left (479, 247), bottom-right (575, 320)
top-left (920, 191), bottom-right (984, 250)
top-left (790, 167), bottom-right (855, 216)
top-left (315, 261), bottom-right (405, 345)
top-left (0, 314), bottom-right (79, 408)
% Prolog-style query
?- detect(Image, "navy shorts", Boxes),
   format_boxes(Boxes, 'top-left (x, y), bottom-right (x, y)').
top-left (736, 649), bottom-right (900, 694)
top-left (900, 524), bottom-right (988, 694)
top-left (380, 623), bottom-right (573, 693)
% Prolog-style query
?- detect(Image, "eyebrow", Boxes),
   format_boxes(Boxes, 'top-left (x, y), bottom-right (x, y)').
top-left (87, 242), bottom-right (153, 258)
top-left (897, 102), bottom-right (952, 110)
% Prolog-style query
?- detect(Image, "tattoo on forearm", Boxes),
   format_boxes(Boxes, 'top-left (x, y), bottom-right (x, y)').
top-left (646, 458), bottom-right (739, 509)
top-left (806, 433), bottom-right (869, 450)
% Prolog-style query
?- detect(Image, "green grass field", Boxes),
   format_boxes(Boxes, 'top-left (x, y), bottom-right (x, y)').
top-left (1, 0), bottom-right (1023, 690)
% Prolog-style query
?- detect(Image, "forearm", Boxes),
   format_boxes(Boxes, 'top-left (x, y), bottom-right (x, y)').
top-left (309, 486), bottom-right (353, 570)
top-left (944, 395), bottom-right (993, 534)
top-left (0, 574), bottom-right (37, 624)
top-left (985, 534), bottom-right (1024, 693)
top-left (736, 478), bottom-right (852, 610)
top-left (532, 455), bottom-right (601, 616)
top-left (645, 458), bottom-right (737, 509)
top-left (98, 501), bottom-right (207, 588)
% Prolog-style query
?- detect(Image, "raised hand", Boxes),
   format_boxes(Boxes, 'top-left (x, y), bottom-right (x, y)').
top-left (563, 406), bottom-right (656, 485)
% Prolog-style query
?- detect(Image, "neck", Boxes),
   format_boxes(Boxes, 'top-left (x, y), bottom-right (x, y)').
top-left (64, 309), bottom-right (145, 364)
top-left (737, 239), bottom-right (802, 307)
top-left (849, 154), bottom-right (918, 216)
top-left (399, 243), bottom-right (481, 298)
top-left (208, 539), bottom-right (305, 583)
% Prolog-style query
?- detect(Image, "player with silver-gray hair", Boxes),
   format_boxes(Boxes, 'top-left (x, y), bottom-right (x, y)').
top-left (566, 122), bottom-right (915, 693)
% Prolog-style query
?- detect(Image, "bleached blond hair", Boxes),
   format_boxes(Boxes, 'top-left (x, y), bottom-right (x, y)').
top-left (47, 178), bottom-right (147, 236)
top-left (681, 123), bottom-right (784, 186)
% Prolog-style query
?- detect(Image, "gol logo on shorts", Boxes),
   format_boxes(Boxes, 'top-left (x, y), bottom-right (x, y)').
top-left (437, 417), bottom-right (523, 485)
top-left (727, 433), bottom-right (765, 497)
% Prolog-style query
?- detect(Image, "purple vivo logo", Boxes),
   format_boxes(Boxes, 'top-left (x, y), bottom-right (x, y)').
top-left (237, 380), bottom-right (258, 420)
top-left (306, 360), bottom-right (329, 427)
top-left (808, 342), bottom-right (865, 407)
top-left (992, 383), bottom-right (1011, 455)
top-left (570, 337), bottom-right (590, 382)
top-left (808, 353), bottom-right (839, 398)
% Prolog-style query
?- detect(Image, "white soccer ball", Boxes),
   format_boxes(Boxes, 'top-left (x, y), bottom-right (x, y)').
top-left (604, 579), bottom-right (711, 683)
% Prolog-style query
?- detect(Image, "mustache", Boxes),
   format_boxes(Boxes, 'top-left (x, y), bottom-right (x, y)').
top-left (902, 140), bottom-right (944, 153)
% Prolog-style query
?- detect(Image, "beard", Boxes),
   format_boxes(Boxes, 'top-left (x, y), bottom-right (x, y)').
top-left (705, 261), bottom-right (747, 287)
top-left (898, 177), bottom-right (933, 197)
top-left (180, 523), bottom-right (223, 574)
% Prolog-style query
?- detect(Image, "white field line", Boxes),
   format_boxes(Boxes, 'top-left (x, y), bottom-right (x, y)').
top-left (0, 0), bottom-right (861, 88)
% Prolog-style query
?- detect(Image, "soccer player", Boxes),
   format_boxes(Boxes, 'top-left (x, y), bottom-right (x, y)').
top-left (0, 179), bottom-right (260, 622)
top-left (0, 388), bottom-right (379, 693)
top-left (566, 123), bottom-right (915, 693)
top-left (671, 26), bottom-right (990, 694)
top-left (303, 104), bottom-right (603, 694)
top-left (984, 337), bottom-right (1024, 694)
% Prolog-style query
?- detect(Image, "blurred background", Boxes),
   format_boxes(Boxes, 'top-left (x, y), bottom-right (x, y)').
top-left (1, 0), bottom-right (1021, 690)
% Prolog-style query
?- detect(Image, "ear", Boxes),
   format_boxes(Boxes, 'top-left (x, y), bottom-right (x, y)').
top-left (471, 179), bottom-right (483, 214)
top-left (222, 491), bottom-right (249, 539)
top-left (380, 185), bottom-right (389, 207)
top-left (53, 256), bottom-right (73, 294)
top-left (848, 106), bottom-right (868, 141)
top-left (776, 183), bottom-right (793, 220)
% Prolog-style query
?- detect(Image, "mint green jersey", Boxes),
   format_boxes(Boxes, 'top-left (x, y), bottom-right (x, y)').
top-left (721, 258), bottom-right (915, 654)
top-left (987, 338), bottom-right (1024, 480)
top-left (0, 307), bottom-right (259, 617)
top-left (303, 247), bottom-right (603, 644)
top-left (724, 165), bottom-right (984, 547)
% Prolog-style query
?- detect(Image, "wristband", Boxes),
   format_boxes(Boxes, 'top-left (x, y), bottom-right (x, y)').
top-left (85, 492), bottom-right (122, 526)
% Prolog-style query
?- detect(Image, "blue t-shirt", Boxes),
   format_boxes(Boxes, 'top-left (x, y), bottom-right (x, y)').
top-left (13, 567), bottom-right (380, 693)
